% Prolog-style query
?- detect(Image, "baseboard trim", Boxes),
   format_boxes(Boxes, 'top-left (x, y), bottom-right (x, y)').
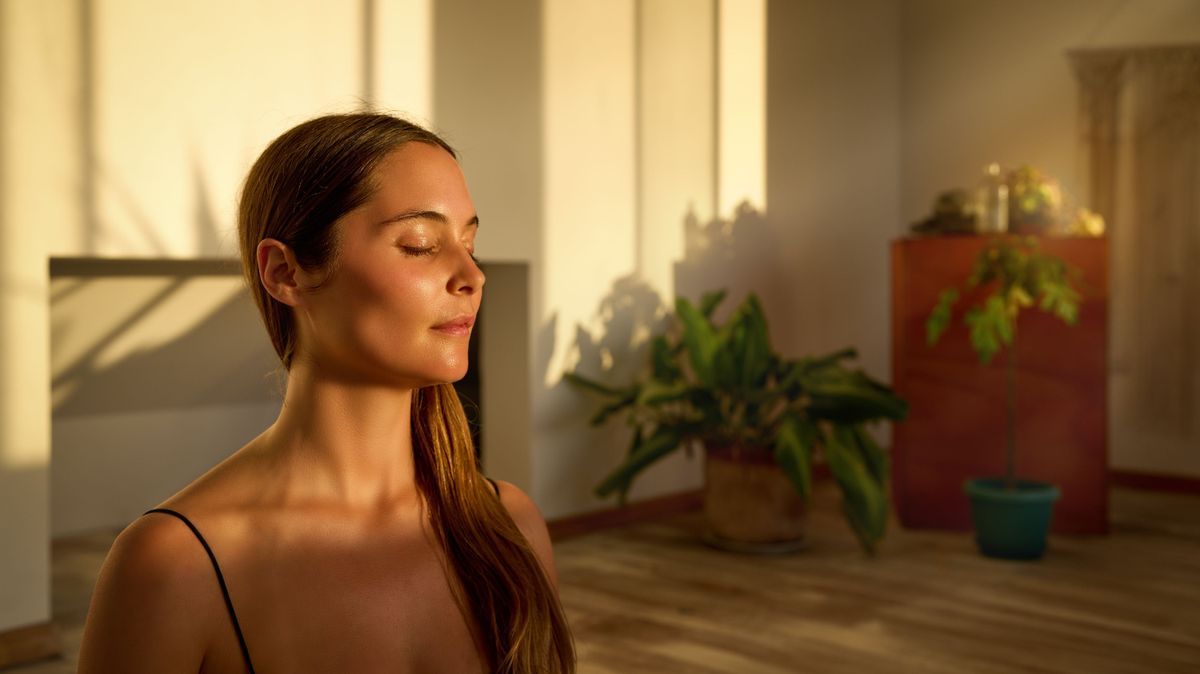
top-left (0, 621), bottom-right (61, 670)
top-left (1110, 469), bottom-right (1200, 494)
top-left (547, 488), bottom-right (704, 541)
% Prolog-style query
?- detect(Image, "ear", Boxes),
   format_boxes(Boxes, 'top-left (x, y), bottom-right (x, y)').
top-left (256, 238), bottom-right (312, 308)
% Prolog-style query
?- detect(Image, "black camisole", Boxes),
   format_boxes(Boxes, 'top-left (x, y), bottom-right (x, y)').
top-left (141, 477), bottom-right (501, 673)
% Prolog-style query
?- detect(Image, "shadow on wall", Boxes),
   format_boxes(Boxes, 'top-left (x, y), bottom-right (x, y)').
top-left (50, 270), bottom-right (282, 418)
top-left (675, 201), bottom-right (787, 323)
top-left (554, 200), bottom-right (786, 392)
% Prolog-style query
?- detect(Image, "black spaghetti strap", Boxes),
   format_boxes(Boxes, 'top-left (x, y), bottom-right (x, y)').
top-left (143, 508), bottom-right (256, 674)
top-left (486, 477), bottom-right (501, 498)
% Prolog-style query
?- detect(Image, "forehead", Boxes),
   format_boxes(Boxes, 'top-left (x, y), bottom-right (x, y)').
top-left (367, 142), bottom-right (472, 214)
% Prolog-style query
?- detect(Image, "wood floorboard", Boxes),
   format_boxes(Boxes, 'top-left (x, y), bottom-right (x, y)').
top-left (6, 485), bottom-right (1199, 673)
top-left (555, 484), bottom-right (1200, 673)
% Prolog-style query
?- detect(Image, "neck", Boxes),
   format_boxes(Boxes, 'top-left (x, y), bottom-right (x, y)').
top-left (258, 358), bottom-right (418, 512)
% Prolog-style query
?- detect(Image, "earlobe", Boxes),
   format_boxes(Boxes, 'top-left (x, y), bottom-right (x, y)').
top-left (256, 238), bottom-right (305, 307)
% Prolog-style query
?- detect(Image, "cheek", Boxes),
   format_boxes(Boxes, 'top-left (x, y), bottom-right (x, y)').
top-left (342, 265), bottom-right (434, 338)
top-left (308, 258), bottom-right (470, 381)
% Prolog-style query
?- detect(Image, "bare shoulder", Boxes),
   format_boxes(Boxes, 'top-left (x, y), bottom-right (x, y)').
top-left (492, 480), bottom-right (546, 532)
top-left (493, 480), bottom-right (558, 587)
top-left (77, 511), bottom-right (223, 673)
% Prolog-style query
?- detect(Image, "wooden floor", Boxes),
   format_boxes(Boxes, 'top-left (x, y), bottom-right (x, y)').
top-left (8, 485), bottom-right (1200, 673)
top-left (556, 484), bottom-right (1200, 673)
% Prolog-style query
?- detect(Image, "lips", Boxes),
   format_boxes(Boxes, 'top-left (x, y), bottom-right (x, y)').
top-left (432, 314), bottom-right (475, 331)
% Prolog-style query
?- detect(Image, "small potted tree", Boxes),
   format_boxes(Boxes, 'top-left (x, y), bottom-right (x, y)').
top-left (566, 290), bottom-right (908, 555)
top-left (926, 235), bottom-right (1083, 559)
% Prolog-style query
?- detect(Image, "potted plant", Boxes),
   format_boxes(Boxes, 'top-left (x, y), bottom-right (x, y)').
top-left (925, 235), bottom-right (1083, 559)
top-left (565, 290), bottom-right (908, 555)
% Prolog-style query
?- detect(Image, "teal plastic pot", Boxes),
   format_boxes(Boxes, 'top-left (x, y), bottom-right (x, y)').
top-left (964, 478), bottom-right (1060, 560)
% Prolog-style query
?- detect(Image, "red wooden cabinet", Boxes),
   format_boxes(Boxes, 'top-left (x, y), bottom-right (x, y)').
top-left (890, 236), bottom-right (1109, 534)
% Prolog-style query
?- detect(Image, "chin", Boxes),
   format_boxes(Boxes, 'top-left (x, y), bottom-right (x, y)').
top-left (403, 364), bottom-right (470, 388)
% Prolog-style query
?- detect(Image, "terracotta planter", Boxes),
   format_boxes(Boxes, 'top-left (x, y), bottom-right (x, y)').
top-left (703, 445), bottom-right (806, 554)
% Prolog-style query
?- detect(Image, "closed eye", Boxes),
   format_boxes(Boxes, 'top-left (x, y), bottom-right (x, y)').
top-left (402, 245), bottom-right (481, 266)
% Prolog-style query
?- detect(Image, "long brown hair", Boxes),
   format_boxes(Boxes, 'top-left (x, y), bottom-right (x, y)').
top-left (237, 113), bottom-right (574, 672)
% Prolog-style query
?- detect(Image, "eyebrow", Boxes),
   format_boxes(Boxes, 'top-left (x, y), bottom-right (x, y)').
top-left (377, 210), bottom-right (480, 229)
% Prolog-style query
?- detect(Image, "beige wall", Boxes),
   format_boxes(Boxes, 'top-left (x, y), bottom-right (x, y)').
top-left (765, 0), bottom-right (902, 412)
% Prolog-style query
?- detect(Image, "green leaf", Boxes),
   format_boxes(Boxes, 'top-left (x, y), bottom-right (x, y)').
top-left (965, 300), bottom-right (1006, 365)
top-left (683, 388), bottom-right (722, 428)
top-left (563, 371), bottom-right (624, 397)
top-left (850, 425), bottom-right (889, 484)
top-left (711, 317), bottom-right (742, 390)
top-left (699, 289), bottom-right (727, 320)
top-left (588, 389), bottom-right (637, 426)
top-left (823, 425), bottom-right (888, 554)
top-left (711, 345), bottom-right (738, 391)
top-left (926, 288), bottom-right (959, 346)
top-left (594, 426), bottom-right (683, 501)
top-left (675, 297), bottom-right (719, 387)
top-left (599, 425), bottom-right (646, 504)
top-left (626, 425), bottom-right (644, 457)
top-left (805, 347), bottom-right (859, 371)
top-left (650, 335), bottom-right (681, 382)
top-left (802, 367), bottom-right (909, 422)
top-left (989, 295), bottom-right (1014, 346)
top-left (1009, 285), bottom-right (1033, 311)
top-left (780, 348), bottom-right (859, 395)
top-left (947, 239), bottom-right (1085, 366)
top-left (636, 380), bottom-right (689, 407)
top-left (773, 414), bottom-right (816, 500)
top-left (1038, 279), bottom-right (1081, 326)
top-left (739, 294), bottom-right (773, 388)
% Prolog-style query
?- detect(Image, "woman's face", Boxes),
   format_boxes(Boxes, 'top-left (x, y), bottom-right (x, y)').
top-left (296, 141), bottom-right (484, 387)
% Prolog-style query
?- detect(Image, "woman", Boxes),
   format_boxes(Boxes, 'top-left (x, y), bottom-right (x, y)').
top-left (77, 113), bottom-right (575, 673)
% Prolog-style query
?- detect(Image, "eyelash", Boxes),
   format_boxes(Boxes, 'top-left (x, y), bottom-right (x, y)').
top-left (402, 246), bottom-right (480, 265)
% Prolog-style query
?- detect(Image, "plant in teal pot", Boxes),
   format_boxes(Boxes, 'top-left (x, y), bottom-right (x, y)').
top-left (926, 236), bottom-right (1083, 559)
top-left (567, 290), bottom-right (908, 555)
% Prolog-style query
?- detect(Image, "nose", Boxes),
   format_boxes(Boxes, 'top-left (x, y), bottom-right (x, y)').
top-left (449, 245), bottom-right (485, 295)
